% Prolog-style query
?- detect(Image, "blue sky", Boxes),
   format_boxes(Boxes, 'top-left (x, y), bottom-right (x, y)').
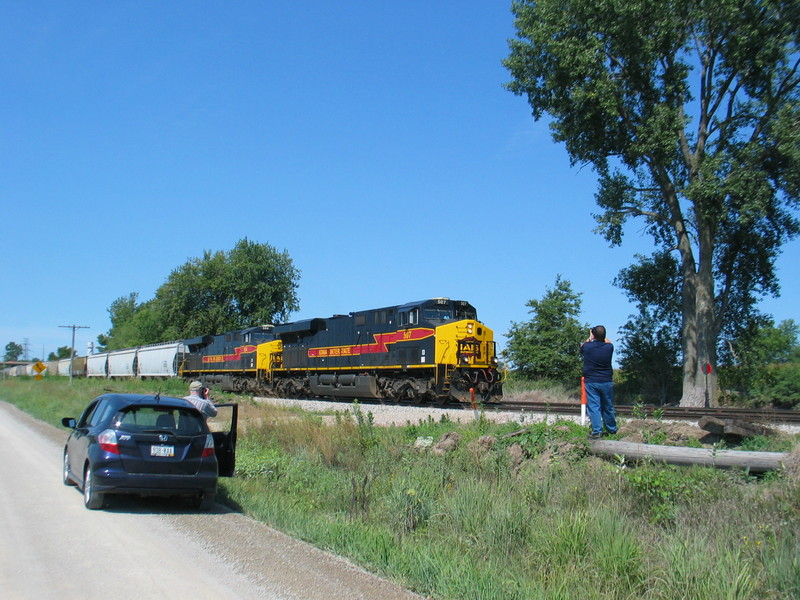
top-left (2, 1), bottom-right (798, 361)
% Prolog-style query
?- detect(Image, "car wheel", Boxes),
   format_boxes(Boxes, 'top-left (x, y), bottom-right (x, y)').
top-left (83, 465), bottom-right (104, 510)
top-left (63, 451), bottom-right (76, 486)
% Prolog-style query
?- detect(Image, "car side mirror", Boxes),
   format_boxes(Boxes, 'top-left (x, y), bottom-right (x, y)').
top-left (61, 417), bottom-right (77, 429)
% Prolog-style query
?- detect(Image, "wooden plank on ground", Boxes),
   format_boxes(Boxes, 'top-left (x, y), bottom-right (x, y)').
top-left (588, 439), bottom-right (787, 472)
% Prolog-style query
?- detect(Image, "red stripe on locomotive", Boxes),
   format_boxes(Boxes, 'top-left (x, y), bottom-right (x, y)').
top-left (307, 328), bottom-right (434, 358)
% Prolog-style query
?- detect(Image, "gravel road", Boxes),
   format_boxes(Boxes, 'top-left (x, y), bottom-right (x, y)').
top-left (0, 401), bottom-right (422, 600)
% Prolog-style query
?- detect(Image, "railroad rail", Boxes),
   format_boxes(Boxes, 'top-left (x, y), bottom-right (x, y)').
top-left (494, 400), bottom-right (800, 425)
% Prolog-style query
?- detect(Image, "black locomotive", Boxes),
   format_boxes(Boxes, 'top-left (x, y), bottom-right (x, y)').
top-left (180, 298), bottom-right (503, 404)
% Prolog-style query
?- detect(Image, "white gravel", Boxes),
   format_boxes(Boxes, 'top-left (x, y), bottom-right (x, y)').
top-left (253, 396), bottom-right (587, 428)
top-left (253, 397), bottom-right (800, 435)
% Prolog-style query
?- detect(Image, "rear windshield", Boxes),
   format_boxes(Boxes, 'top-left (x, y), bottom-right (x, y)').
top-left (113, 406), bottom-right (206, 435)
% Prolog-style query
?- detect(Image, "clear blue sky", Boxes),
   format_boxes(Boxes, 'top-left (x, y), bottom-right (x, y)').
top-left (2, 1), bottom-right (798, 361)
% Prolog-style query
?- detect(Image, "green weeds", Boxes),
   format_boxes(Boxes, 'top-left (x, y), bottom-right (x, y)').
top-left (3, 379), bottom-right (800, 600)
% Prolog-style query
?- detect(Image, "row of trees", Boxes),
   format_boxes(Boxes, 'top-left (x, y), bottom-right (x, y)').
top-left (3, 342), bottom-right (72, 363)
top-left (503, 275), bottom-right (800, 408)
top-left (3, 238), bottom-right (299, 362)
top-left (505, 0), bottom-right (799, 405)
top-left (98, 238), bottom-right (300, 351)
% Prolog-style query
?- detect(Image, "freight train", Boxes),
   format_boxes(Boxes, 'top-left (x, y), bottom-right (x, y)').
top-left (4, 298), bottom-right (503, 404)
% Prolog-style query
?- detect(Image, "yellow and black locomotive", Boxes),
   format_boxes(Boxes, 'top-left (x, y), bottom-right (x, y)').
top-left (180, 298), bottom-right (503, 404)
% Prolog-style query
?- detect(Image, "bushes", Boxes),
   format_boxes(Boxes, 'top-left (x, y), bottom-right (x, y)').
top-left (752, 362), bottom-right (800, 409)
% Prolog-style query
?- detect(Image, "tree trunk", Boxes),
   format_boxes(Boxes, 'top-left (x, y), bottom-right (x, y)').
top-left (588, 440), bottom-right (787, 473)
top-left (678, 212), bottom-right (719, 407)
top-left (681, 277), bottom-right (718, 407)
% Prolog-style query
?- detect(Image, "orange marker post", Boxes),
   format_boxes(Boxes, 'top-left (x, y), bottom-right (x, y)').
top-left (580, 377), bottom-right (587, 426)
top-left (470, 387), bottom-right (479, 419)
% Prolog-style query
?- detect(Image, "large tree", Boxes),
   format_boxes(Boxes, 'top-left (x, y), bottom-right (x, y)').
top-left (98, 239), bottom-right (301, 348)
top-left (4, 341), bottom-right (23, 362)
top-left (155, 238), bottom-right (300, 340)
top-left (97, 292), bottom-right (164, 351)
top-left (47, 346), bottom-right (75, 361)
top-left (505, 0), bottom-right (800, 405)
top-left (504, 275), bottom-right (587, 383)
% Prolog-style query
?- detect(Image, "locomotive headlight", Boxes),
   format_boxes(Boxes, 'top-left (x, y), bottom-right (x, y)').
top-left (467, 323), bottom-right (474, 334)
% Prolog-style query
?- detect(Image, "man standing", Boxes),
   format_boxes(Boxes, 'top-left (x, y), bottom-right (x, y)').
top-left (580, 325), bottom-right (617, 439)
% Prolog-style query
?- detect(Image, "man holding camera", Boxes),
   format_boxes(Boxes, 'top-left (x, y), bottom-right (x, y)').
top-left (184, 380), bottom-right (218, 418)
top-left (580, 325), bottom-right (618, 439)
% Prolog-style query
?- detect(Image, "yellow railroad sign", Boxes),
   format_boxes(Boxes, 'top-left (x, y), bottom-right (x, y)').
top-left (33, 361), bottom-right (46, 374)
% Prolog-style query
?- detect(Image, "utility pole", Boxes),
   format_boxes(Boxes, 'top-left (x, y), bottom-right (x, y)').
top-left (59, 325), bottom-right (89, 384)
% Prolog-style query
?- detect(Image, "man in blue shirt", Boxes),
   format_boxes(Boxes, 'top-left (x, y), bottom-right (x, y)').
top-left (580, 325), bottom-right (618, 439)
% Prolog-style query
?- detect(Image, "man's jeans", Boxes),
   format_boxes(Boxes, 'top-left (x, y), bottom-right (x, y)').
top-left (585, 381), bottom-right (617, 435)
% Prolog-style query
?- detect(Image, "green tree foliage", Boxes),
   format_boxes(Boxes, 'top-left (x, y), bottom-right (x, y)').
top-left (616, 310), bottom-right (682, 405)
top-left (504, 275), bottom-right (587, 383)
top-left (719, 318), bottom-right (800, 407)
top-left (98, 293), bottom-right (165, 351)
top-left (4, 341), bottom-right (23, 361)
top-left (155, 238), bottom-right (300, 340)
top-left (47, 346), bottom-right (74, 361)
top-left (614, 253), bottom-right (683, 404)
top-left (505, 0), bottom-right (800, 406)
top-left (754, 361), bottom-right (800, 409)
top-left (99, 239), bottom-right (301, 347)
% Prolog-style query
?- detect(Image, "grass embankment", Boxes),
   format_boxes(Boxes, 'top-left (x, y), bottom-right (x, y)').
top-left (2, 378), bottom-right (799, 600)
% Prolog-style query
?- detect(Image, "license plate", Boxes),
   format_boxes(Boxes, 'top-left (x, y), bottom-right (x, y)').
top-left (151, 445), bottom-right (174, 457)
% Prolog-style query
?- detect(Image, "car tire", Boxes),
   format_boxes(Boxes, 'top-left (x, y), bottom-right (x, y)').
top-left (63, 451), bottom-right (76, 486)
top-left (83, 465), bottom-right (104, 510)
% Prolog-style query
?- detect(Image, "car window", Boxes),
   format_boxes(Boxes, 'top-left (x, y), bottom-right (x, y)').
top-left (114, 407), bottom-right (205, 435)
top-left (79, 399), bottom-right (103, 427)
top-left (93, 402), bottom-right (117, 426)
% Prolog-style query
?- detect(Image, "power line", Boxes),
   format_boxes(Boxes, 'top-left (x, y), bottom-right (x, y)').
top-left (59, 325), bottom-right (89, 384)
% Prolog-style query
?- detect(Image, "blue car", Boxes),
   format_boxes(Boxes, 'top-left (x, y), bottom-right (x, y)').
top-left (62, 393), bottom-right (237, 510)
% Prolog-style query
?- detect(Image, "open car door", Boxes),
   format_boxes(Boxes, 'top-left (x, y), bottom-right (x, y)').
top-left (207, 402), bottom-right (238, 477)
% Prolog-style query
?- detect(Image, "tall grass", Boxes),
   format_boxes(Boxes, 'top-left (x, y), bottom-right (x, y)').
top-left (222, 401), bottom-right (800, 599)
top-left (3, 378), bottom-right (799, 599)
top-left (0, 376), bottom-right (190, 425)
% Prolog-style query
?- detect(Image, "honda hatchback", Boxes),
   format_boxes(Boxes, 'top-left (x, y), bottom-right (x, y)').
top-left (62, 393), bottom-right (237, 510)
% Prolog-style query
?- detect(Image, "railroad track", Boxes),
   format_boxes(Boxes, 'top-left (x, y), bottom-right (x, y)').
top-left (494, 400), bottom-right (800, 424)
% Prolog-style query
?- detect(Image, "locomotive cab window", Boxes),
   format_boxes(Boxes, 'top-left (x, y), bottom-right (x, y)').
top-left (454, 306), bottom-right (478, 320)
top-left (423, 308), bottom-right (453, 322)
top-left (399, 308), bottom-right (418, 327)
